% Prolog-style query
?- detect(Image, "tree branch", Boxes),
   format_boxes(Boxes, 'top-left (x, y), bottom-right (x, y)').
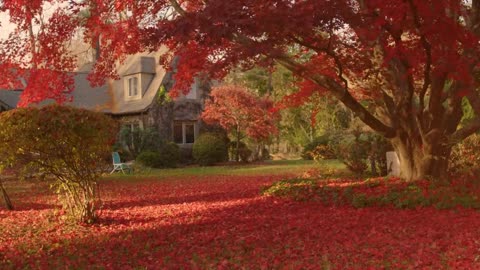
top-left (167, 0), bottom-right (395, 137)
top-left (274, 54), bottom-right (395, 138)
top-left (169, 0), bottom-right (187, 16)
top-left (290, 35), bottom-right (349, 90)
top-left (407, 0), bottom-right (432, 122)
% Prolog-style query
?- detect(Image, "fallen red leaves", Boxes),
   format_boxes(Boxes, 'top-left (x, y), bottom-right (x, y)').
top-left (1, 175), bottom-right (480, 269)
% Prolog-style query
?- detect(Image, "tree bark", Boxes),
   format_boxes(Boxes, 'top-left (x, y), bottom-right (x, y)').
top-left (390, 136), bottom-right (451, 181)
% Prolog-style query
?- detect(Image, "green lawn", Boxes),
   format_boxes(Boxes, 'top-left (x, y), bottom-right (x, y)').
top-left (104, 159), bottom-right (347, 180)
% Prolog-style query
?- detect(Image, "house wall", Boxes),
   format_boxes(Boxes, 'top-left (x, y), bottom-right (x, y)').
top-left (141, 73), bottom-right (154, 97)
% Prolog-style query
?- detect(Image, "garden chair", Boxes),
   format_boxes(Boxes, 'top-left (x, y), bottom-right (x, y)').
top-left (110, 152), bottom-right (132, 174)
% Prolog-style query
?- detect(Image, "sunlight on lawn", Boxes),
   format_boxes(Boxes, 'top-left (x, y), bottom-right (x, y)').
top-left (105, 159), bottom-right (345, 180)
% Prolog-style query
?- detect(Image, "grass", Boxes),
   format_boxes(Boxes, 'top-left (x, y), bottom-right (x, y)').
top-left (104, 159), bottom-right (347, 180)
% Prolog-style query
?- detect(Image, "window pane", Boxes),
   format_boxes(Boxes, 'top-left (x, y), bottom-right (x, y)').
top-left (173, 123), bottom-right (183, 144)
top-left (133, 77), bottom-right (138, 96)
top-left (128, 78), bottom-right (133, 96)
top-left (185, 124), bottom-right (195, 143)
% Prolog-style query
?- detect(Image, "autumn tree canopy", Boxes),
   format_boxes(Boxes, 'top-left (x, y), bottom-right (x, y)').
top-left (2, 0), bottom-right (480, 180)
top-left (202, 85), bottom-right (278, 162)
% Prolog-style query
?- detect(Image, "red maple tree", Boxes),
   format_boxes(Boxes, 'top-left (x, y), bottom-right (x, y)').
top-left (202, 85), bottom-right (278, 162)
top-left (0, 0), bottom-right (78, 106)
top-left (2, 0), bottom-right (480, 180)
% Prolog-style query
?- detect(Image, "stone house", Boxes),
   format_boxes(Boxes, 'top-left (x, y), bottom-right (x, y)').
top-left (0, 49), bottom-right (210, 151)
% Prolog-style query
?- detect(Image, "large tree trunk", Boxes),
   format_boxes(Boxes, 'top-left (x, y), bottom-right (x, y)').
top-left (390, 136), bottom-right (451, 181)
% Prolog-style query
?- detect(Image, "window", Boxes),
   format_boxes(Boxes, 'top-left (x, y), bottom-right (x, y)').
top-left (124, 122), bottom-right (141, 132)
top-left (128, 77), bottom-right (138, 97)
top-left (124, 75), bottom-right (141, 100)
top-left (173, 121), bottom-right (196, 144)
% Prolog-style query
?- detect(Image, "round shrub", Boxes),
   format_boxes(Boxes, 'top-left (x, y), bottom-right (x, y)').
top-left (301, 135), bottom-right (336, 160)
top-left (136, 151), bottom-right (162, 168)
top-left (0, 105), bottom-right (118, 223)
top-left (136, 141), bottom-right (180, 168)
top-left (193, 132), bottom-right (228, 166)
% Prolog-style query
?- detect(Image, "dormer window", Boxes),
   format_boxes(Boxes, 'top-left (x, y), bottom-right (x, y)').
top-left (128, 77), bottom-right (138, 96)
top-left (124, 75), bottom-right (141, 100)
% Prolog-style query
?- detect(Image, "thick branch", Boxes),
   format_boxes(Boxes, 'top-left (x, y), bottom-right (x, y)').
top-left (167, 0), bottom-right (395, 137)
top-left (290, 35), bottom-right (349, 89)
top-left (169, 0), bottom-right (187, 16)
top-left (274, 54), bottom-right (395, 138)
top-left (407, 0), bottom-right (432, 120)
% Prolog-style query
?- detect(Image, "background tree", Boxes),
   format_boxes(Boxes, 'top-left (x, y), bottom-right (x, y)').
top-left (227, 65), bottom-right (352, 154)
top-left (202, 85), bottom-right (278, 162)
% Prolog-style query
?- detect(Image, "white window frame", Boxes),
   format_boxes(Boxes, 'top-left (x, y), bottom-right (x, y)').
top-left (124, 75), bottom-right (141, 101)
top-left (173, 121), bottom-right (196, 145)
top-left (124, 120), bottom-right (143, 131)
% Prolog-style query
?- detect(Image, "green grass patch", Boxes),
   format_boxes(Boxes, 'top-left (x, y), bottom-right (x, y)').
top-left (104, 159), bottom-right (346, 180)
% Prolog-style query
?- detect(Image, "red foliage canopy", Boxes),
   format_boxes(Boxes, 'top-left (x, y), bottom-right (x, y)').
top-left (0, 1), bottom-right (78, 106)
top-left (3, 0), bottom-right (480, 178)
top-left (202, 85), bottom-right (278, 141)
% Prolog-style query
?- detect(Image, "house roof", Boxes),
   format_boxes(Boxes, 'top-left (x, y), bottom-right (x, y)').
top-left (0, 48), bottom-right (169, 115)
top-left (0, 90), bottom-right (21, 109)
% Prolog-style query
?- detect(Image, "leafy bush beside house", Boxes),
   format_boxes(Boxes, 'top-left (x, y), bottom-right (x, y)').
top-left (117, 127), bottom-right (181, 167)
top-left (193, 132), bottom-right (229, 166)
top-left (0, 105), bottom-right (118, 223)
top-left (116, 127), bottom-right (163, 160)
top-left (136, 141), bottom-right (180, 168)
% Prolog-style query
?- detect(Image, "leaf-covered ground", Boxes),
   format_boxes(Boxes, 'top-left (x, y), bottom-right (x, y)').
top-left (1, 172), bottom-right (480, 269)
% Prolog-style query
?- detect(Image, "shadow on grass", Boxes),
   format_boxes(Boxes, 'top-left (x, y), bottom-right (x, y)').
top-left (3, 192), bottom-right (480, 269)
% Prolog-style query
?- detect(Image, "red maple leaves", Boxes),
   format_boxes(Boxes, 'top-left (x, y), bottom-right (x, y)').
top-left (2, 175), bottom-right (480, 269)
top-left (202, 85), bottom-right (279, 142)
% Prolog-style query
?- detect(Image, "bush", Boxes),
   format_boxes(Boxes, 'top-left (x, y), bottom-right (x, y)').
top-left (264, 177), bottom-right (480, 210)
top-left (329, 130), bottom-right (391, 176)
top-left (330, 132), bottom-right (370, 175)
top-left (116, 127), bottom-right (164, 159)
top-left (449, 133), bottom-right (480, 175)
top-left (262, 179), bottom-right (319, 201)
top-left (193, 132), bottom-right (228, 166)
top-left (0, 105), bottom-right (118, 223)
top-left (301, 135), bottom-right (336, 160)
top-left (136, 141), bottom-right (180, 168)
top-left (136, 151), bottom-right (162, 168)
